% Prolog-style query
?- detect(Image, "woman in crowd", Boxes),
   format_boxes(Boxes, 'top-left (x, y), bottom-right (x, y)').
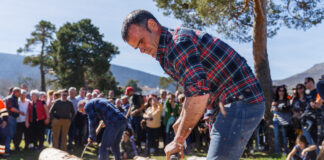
top-left (292, 84), bottom-right (316, 145)
top-left (163, 94), bottom-right (180, 144)
top-left (26, 90), bottom-right (49, 150)
top-left (13, 90), bottom-right (30, 151)
top-left (143, 95), bottom-right (162, 156)
top-left (272, 85), bottom-right (292, 153)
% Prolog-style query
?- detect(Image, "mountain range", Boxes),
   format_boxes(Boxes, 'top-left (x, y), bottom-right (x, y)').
top-left (0, 52), bottom-right (323, 94)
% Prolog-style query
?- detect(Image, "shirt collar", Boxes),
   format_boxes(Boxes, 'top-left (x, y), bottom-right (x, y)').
top-left (156, 26), bottom-right (171, 62)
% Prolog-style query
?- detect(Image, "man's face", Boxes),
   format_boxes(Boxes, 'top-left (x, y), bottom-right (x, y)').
top-left (126, 20), bottom-right (160, 58)
top-left (62, 92), bottom-right (68, 101)
top-left (80, 89), bottom-right (86, 97)
top-left (14, 90), bottom-right (21, 97)
top-left (121, 98), bottom-right (128, 105)
top-left (304, 80), bottom-right (313, 89)
top-left (69, 90), bottom-right (76, 98)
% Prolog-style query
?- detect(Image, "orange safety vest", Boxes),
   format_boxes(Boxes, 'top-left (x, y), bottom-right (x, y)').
top-left (0, 99), bottom-right (7, 154)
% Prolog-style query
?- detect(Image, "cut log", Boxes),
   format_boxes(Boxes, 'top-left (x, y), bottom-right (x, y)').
top-left (39, 148), bottom-right (82, 160)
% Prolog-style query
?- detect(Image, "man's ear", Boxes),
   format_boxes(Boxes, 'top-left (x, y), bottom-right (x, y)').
top-left (147, 19), bottom-right (158, 31)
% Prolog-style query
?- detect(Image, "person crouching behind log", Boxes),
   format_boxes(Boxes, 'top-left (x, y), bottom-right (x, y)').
top-left (80, 98), bottom-right (127, 160)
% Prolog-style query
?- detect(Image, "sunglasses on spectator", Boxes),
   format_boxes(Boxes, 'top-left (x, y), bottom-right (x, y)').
top-left (304, 81), bottom-right (309, 85)
top-left (279, 89), bottom-right (285, 92)
top-left (297, 87), bottom-right (304, 89)
top-left (62, 94), bottom-right (68, 96)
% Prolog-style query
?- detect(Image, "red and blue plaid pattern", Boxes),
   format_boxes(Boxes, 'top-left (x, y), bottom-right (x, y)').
top-left (156, 27), bottom-right (265, 108)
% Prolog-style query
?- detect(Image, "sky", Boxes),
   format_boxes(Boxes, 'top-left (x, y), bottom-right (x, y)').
top-left (0, 0), bottom-right (323, 80)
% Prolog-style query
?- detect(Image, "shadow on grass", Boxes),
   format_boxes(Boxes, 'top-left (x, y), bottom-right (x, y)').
top-left (241, 152), bottom-right (286, 160)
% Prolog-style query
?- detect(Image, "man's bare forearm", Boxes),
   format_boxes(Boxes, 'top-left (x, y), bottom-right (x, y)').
top-left (174, 94), bottom-right (209, 144)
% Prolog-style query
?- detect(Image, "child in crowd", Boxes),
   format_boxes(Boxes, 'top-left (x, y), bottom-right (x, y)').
top-left (121, 131), bottom-right (135, 159)
top-left (286, 135), bottom-right (317, 160)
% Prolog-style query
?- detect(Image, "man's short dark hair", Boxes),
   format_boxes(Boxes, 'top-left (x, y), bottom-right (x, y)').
top-left (305, 77), bottom-right (315, 84)
top-left (61, 89), bottom-right (68, 93)
top-left (121, 9), bottom-right (160, 41)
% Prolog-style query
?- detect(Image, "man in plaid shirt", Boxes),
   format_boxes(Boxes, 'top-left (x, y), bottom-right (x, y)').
top-left (122, 10), bottom-right (265, 160)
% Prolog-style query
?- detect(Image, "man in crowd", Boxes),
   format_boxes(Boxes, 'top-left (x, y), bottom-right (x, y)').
top-left (122, 10), bottom-right (265, 159)
top-left (68, 87), bottom-right (78, 150)
top-left (305, 77), bottom-right (317, 101)
top-left (125, 87), bottom-right (145, 151)
top-left (82, 98), bottom-right (127, 160)
top-left (20, 84), bottom-right (31, 100)
top-left (4, 87), bottom-right (23, 155)
top-left (50, 89), bottom-right (75, 151)
top-left (76, 87), bottom-right (87, 101)
top-left (121, 95), bottom-right (129, 116)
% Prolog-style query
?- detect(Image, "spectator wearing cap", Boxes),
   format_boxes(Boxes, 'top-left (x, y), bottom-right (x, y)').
top-left (125, 87), bottom-right (145, 150)
top-left (26, 90), bottom-right (49, 150)
top-left (50, 89), bottom-right (75, 151)
top-left (13, 90), bottom-right (30, 151)
top-left (4, 87), bottom-right (22, 154)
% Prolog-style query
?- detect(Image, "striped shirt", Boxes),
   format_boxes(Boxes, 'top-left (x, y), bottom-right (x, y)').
top-left (156, 27), bottom-right (265, 108)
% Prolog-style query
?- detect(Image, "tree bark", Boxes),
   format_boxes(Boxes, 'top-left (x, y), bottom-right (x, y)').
top-left (40, 36), bottom-right (46, 91)
top-left (39, 148), bottom-right (82, 160)
top-left (253, 0), bottom-right (274, 152)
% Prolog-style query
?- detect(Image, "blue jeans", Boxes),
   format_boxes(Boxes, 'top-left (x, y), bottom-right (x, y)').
top-left (206, 101), bottom-right (265, 160)
top-left (4, 116), bottom-right (17, 153)
top-left (68, 118), bottom-right (76, 148)
top-left (99, 120), bottom-right (126, 160)
top-left (131, 116), bottom-right (143, 147)
top-left (302, 125), bottom-right (315, 145)
top-left (273, 121), bottom-right (288, 153)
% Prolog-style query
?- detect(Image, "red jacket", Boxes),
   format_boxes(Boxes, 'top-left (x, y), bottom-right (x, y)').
top-left (28, 99), bottom-right (47, 122)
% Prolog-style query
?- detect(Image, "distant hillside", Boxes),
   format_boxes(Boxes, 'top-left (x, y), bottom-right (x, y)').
top-left (273, 63), bottom-right (324, 88)
top-left (0, 52), bottom-right (174, 93)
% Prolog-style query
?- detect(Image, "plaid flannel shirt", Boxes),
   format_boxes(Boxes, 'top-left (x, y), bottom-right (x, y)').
top-left (156, 27), bottom-right (265, 108)
top-left (84, 98), bottom-right (125, 141)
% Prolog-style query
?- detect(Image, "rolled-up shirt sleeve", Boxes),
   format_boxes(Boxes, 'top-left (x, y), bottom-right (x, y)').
top-left (176, 40), bottom-right (210, 97)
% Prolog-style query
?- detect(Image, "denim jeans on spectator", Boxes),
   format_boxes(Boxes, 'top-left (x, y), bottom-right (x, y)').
top-left (4, 116), bottom-right (17, 153)
top-left (68, 118), bottom-right (76, 149)
top-left (302, 125), bottom-right (315, 145)
top-left (99, 120), bottom-right (126, 160)
top-left (131, 116), bottom-right (143, 147)
top-left (273, 121), bottom-right (288, 153)
top-left (206, 101), bottom-right (265, 160)
top-left (46, 129), bottom-right (52, 145)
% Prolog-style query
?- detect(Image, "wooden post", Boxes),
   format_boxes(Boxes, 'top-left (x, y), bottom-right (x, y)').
top-left (39, 148), bottom-right (82, 160)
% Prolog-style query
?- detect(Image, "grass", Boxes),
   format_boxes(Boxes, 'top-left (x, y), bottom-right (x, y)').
top-left (1, 141), bottom-right (286, 160)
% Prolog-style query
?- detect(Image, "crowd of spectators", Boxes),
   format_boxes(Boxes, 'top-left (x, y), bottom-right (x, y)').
top-left (0, 75), bottom-right (323, 160)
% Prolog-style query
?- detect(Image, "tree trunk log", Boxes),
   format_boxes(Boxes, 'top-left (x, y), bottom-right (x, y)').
top-left (253, 0), bottom-right (275, 153)
top-left (39, 148), bottom-right (82, 160)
